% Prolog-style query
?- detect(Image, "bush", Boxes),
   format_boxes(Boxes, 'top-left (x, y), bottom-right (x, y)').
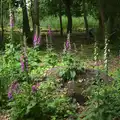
top-left (80, 75), bottom-right (120, 120)
top-left (8, 79), bottom-right (78, 120)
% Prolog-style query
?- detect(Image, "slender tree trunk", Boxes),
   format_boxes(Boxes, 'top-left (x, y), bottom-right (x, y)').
top-left (83, 0), bottom-right (89, 40)
top-left (1, 0), bottom-right (4, 43)
top-left (98, 0), bottom-right (105, 41)
top-left (34, 0), bottom-right (40, 36)
top-left (108, 16), bottom-right (115, 41)
top-left (64, 0), bottom-right (72, 33)
top-left (22, 0), bottom-right (31, 40)
top-left (30, 0), bottom-right (35, 31)
top-left (59, 0), bottom-right (63, 36)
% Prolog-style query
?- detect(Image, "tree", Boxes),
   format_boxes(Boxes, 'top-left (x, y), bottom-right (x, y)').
top-left (83, 0), bottom-right (89, 40)
top-left (59, 0), bottom-right (63, 36)
top-left (22, 0), bottom-right (31, 41)
top-left (63, 0), bottom-right (72, 33)
top-left (33, 0), bottom-right (40, 36)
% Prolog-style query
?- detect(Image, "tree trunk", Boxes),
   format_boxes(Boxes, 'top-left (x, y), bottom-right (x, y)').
top-left (83, 0), bottom-right (89, 40)
top-left (59, 0), bottom-right (63, 36)
top-left (98, 0), bottom-right (105, 41)
top-left (108, 16), bottom-right (115, 41)
top-left (64, 0), bottom-right (72, 33)
top-left (30, 0), bottom-right (35, 31)
top-left (22, 0), bottom-right (31, 40)
top-left (34, 0), bottom-right (40, 36)
top-left (0, 0), bottom-right (4, 50)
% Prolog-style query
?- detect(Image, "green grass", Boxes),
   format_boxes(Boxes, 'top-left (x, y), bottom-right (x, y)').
top-left (40, 15), bottom-right (98, 31)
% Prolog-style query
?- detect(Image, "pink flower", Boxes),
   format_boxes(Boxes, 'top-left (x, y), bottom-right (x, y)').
top-left (8, 91), bottom-right (12, 99)
top-left (33, 33), bottom-right (37, 46)
top-left (20, 55), bottom-right (24, 71)
top-left (10, 11), bottom-right (14, 27)
top-left (37, 36), bottom-right (41, 45)
top-left (66, 40), bottom-right (69, 49)
top-left (32, 83), bottom-right (40, 92)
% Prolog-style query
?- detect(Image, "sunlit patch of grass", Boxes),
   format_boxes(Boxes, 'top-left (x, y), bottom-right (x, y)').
top-left (40, 15), bottom-right (98, 32)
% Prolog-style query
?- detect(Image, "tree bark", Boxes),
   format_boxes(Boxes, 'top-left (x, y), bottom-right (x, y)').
top-left (0, 0), bottom-right (4, 50)
top-left (64, 0), bottom-right (72, 33)
top-left (30, 0), bottom-right (35, 31)
top-left (83, 0), bottom-right (89, 40)
top-left (59, 0), bottom-right (63, 36)
top-left (98, 0), bottom-right (105, 41)
top-left (22, 0), bottom-right (31, 40)
top-left (34, 0), bottom-right (40, 36)
top-left (108, 16), bottom-right (115, 41)
top-left (1, 0), bottom-right (3, 40)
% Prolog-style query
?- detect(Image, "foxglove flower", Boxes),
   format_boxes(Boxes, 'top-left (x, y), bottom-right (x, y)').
top-left (65, 32), bottom-right (71, 51)
top-left (20, 55), bottom-right (24, 71)
top-left (33, 33), bottom-right (37, 47)
top-left (66, 40), bottom-right (69, 49)
top-left (8, 91), bottom-right (12, 99)
top-left (11, 81), bottom-right (19, 90)
top-left (10, 10), bottom-right (14, 27)
top-left (32, 83), bottom-right (40, 92)
top-left (37, 36), bottom-right (41, 45)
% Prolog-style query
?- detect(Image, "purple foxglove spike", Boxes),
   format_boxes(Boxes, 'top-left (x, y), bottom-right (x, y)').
top-left (32, 83), bottom-right (40, 92)
top-left (11, 81), bottom-right (19, 90)
top-left (10, 12), bottom-right (14, 27)
top-left (37, 36), bottom-right (41, 45)
top-left (26, 59), bottom-right (28, 71)
top-left (8, 91), bottom-right (12, 99)
top-left (20, 55), bottom-right (24, 71)
top-left (32, 85), bottom-right (37, 92)
top-left (66, 40), bottom-right (69, 49)
top-left (33, 33), bottom-right (37, 46)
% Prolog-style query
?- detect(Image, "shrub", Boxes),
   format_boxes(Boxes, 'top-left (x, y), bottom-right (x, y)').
top-left (8, 79), bottom-right (78, 120)
top-left (80, 77), bottom-right (120, 120)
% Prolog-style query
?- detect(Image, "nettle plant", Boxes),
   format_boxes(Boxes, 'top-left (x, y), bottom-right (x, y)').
top-left (8, 79), bottom-right (78, 120)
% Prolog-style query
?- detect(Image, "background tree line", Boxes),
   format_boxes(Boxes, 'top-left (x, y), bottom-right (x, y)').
top-left (1, 0), bottom-right (120, 43)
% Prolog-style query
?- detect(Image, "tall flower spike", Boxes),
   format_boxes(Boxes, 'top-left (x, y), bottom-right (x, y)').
top-left (20, 55), bottom-right (24, 71)
top-left (46, 34), bottom-right (49, 50)
top-left (73, 43), bottom-right (77, 53)
top-left (94, 37), bottom-right (99, 67)
top-left (33, 32), bottom-right (37, 47)
top-left (104, 38), bottom-right (109, 74)
top-left (10, 10), bottom-right (14, 27)
top-left (8, 91), bottom-right (12, 99)
top-left (63, 42), bottom-right (66, 53)
top-left (37, 35), bottom-right (41, 45)
top-left (66, 32), bottom-right (71, 51)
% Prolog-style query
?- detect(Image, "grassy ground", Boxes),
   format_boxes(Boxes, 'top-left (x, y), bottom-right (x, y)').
top-left (40, 15), bottom-right (98, 32)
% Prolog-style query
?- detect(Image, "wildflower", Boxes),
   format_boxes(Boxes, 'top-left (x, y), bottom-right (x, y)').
top-left (32, 83), bottom-right (40, 92)
top-left (33, 33), bottom-right (37, 47)
top-left (8, 91), bottom-right (12, 99)
top-left (10, 10), bottom-right (14, 27)
top-left (65, 32), bottom-right (71, 51)
top-left (37, 36), bottom-right (41, 45)
top-left (20, 55), bottom-right (24, 71)
top-left (66, 39), bottom-right (69, 49)
top-left (11, 81), bottom-right (19, 91)
top-left (25, 57), bottom-right (28, 71)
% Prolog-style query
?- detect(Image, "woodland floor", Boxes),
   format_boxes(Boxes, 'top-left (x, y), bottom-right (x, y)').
top-left (0, 31), bottom-right (120, 120)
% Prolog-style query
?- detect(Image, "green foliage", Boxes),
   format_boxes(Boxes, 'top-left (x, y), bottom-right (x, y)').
top-left (8, 79), bottom-right (78, 120)
top-left (80, 77), bottom-right (120, 120)
top-left (40, 15), bottom-right (98, 31)
top-left (59, 52), bottom-right (81, 81)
